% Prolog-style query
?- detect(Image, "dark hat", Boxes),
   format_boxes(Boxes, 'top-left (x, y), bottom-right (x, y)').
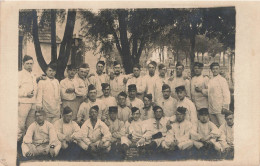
top-left (148, 61), bottom-right (157, 67)
top-left (143, 94), bottom-right (152, 100)
top-left (79, 63), bottom-right (89, 69)
top-left (158, 63), bottom-right (166, 70)
top-left (176, 107), bottom-right (187, 114)
top-left (101, 83), bottom-right (110, 90)
top-left (176, 62), bottom-right (184, 68)
top-left (88, 84), bottom-right (96, 92)
top-left (153, 105), bottom-right (163, 112)
top-left (118, 91), bottom-right (127, 98)
top-left (109, 106), bottom-right (118, 113)
top-left (133, 64), bottom-right (141, 70)
top-left (90, 105), bottom-right (99, 112)
top-left (47, 62), bottom-right (57, 71)
top-left (175, 85), bottom-right (185, 92)
top-left (63, 106), bottom-right (72, 115)
top-left (225, 111), bottom-right (234, 118)
top-left (22, 55), bottom-right (33, 63)
top-left (97, 60), bottom-right (105, 66)
top-left (198, 108), bottom-right (209, 115)
top-left (210, 62), bottom-right (219, 70)
top-left (113, 61), bottom-right (120, 67)
top-left (194, 62), bottom-right (204, 68)
top-left (131, 107), bottom-right (140, 114)
top-left (128, 84), bottom-right (137, 91)
top-left (67, 64), bottom-right (76, 70)
top-left (162, 84), bottom-right (171, 91)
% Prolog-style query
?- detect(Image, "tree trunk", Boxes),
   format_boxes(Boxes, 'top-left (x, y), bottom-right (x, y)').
top-left (202, 52), bottom-right (204, 64)
top-left (56, 9), bottom-right (76, 81)
top-left (223, 50), bottom-right (226, 66)
top-left (51, 9), bottom-right (57, 63)
top-left (18, 35), bottom-right (23, 71)
top-left (219, 53), bottom-right (221, 64)
top-left (189, 25), bottom-right (196, 77)
top-left (196, 52), bottom-right (199, 62)
top-left (162, 46), bottom-right (165, 63)
top-left (32, 9), bottom-right (47, 73)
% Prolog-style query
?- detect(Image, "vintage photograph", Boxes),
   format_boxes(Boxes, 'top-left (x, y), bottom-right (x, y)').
top-left (17, 7), bottom-right (235, 165)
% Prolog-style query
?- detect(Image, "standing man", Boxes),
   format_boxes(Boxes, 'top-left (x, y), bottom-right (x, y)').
top-left (126, 84), bottom-right (144, 111)
top-left (109, 61), bottom-right (129, 97)
top-left (143, 61), bottom-right (158, 101)
top-left (170, 62), bottom-right (191, 100)
top-left (89, 60), bottom-right (110, 98)
top-left (60, 65), bottom-right (78, 120)
top-left (191, 62), bottom-right (209, 110)
top-left (36, 63), bottom-right (61, 124)
top-left (207, 62), bottom-right (230, 127)
top-left (126, 64), bottom-right (146, 99)
top-left (18, 55), bottom-right (38, 141)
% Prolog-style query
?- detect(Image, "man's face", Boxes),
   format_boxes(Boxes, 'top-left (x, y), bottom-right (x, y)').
top-left (176, 66), bottom-right (184, 77)
top-left (114, 65), bottom-right (121, 75)
top-left (78, 68), bottom-right (89, 79)
top-left (143, 97), bottom-right (152, 108)
top-left (159, 67), bottom-right (167, 77)
top-left (46, 67), bottom-right (56, 79)
top-left (96, 64), bottom-right (104, 74)
top-left (67, 69), bottom-right (77, 78)
top-left (133, 67), bottom-right (140, 77)
top-left (176, 112), bottom-right (185, 123)
top-left (199, 114), bottom-right (209, 123)
top-left (226, 114), bottom-right (234, 127)
top-left (176, 90), bottom-right (186, 100)
top-left (102, 86), bottom-right (110, 97)
top-left (211, 66), bottom-right (220, 77)
top-left (63, 113), bottom-right (72, 123)
top-left (132, 110), bottom-right (141, 121)
top-left (23, 60), bottom-right (34, 72)
top-left (129, 90), bottom-right (137, 99)
top-left (194, 66), bottom-right (202, 76)
top-left (35, 112), bottom-right (45, 125)
top-left (89, 109), bottom-right (98, 120)
top-left (118, 96), bottom-right (126, 107)
top-left (109, 112), bottom-right (117, 121)
top-left (162, 88), bottom-right (171, 99)
top-left (88, 89), bottom-right (97, 101)
top-left (154, 108), bottom-right (163, 120)
top-left (148, 64), bottom-right (156, 76)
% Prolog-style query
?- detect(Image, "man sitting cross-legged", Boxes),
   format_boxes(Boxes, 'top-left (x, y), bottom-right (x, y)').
top-left (53, 106), bottom-right (83, 160)
top-left (21, 109), bottom-right (61, 159)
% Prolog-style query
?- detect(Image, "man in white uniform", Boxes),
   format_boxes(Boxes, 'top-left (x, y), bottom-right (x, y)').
top-left (18, 55), bottom-right (38, 141)
top-left (100, 83), bottom-right (117, 108)
top-left (126, 84), bottom-right (144, 111)
top-left (140, 94), bottom-right (154, 120)
top-left (143, 61), bottom-right (158, 101)
top-left (117, 92), bottom-right (132, 123)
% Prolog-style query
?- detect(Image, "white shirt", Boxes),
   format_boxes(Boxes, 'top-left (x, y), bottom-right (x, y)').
top-left (143, 74), bottom-right (158, 101)
top-left (89, 73), bottom-right (110, 98)
top-left (208, 74), bottom-right (230, 114)
top-left (140, 106), bottom-right (154, 120)
top-left (156, 97), bottom-right (178, 117)
top-left (177, 97), bottom-right (197, 126)
top-left (153, 76), bottom-right (171, 102)
top-left (100, 96), bottom-right (117, 108)
top-left (219, 122), bottom-right (234, 145)
top-left (126, 97), bottom-right (144, 111)
top-left (167, 120), bottom-right (193, 143)
top-left (191, 121), bottom-right (221, 141)
top-left (73, 74), bottom-right (87, 97)
top-left (110, 74), bottom-right (127, 97)
top-left (60, 77), bottom-right (77, 101)
top-left (54, 119), bottom-right (81, 141)
top-left (118, 106), bottom-right (132, 123)
top-left (191, 75), bottom-right (209, 109)
top-left (107, 119), bottom-right (125, 141)
top-left (126, 75), bottom-right (146, 95)
top-left (125, 119), bottom-right (144, 140)
top-left (170, 76), bottom-right (191, 100)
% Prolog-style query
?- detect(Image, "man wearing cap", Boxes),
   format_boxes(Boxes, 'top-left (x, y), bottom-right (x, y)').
top-left (206, 62), bottom-right (230, 127)
top-left (143, 61), bottom-right (158, 101)
top-left (190, 62), bottom-right (209, 110)
top-left (126, 64), bottom-right (146, 99)
top-left (110, 61), bottom-right (130, 97)
top-left (60, 65), bottom-right (79, 120)
top-left (117, 92), bottom-right (132, 123)
top-left (170, 62), bottom-right (191, 100)
top-left (53, 106), bottom-right (83, 159)
top-left (156, 84), bottom-right (177, 117)
top-left (73, 63), bottom-right (90, 104)
top-left (126, 84), bottom-right (144, 111)
top-left (105, 106), bottom-right (125, 150)
top-left (100, 83), bottom-right (117, 108)
top-left (175, 85), bottom-right (197, 126)
top-left (154, 64), bottom-right (172, 102)
top-left (18, 55), bottom-right (38, 141)
top-left (163, 107), bottom-right (194, 151)
top-left (140, 94), bottom-right (154, 120)
top-left (79, 105), bottom-right (112, 153)
top-left (77, 85), bottom-right (108, 125)
top-left (36, 63), bottom-right (61, 124)
top-left (89, 60), bottom-right (110, 98)
top-left (22, 109), bottom-right (61, 158)
top-left (191, 108), bottom-right (223, 152)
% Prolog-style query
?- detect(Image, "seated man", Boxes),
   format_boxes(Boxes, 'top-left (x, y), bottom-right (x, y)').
top-left (117, 92), bottom-right (132, 123)
top-left (140, 94), bottom-right (154, 120)
top-left (100, 83), bottom-right (117, 108)
top-left (121, 107), bottom-right (145, 156)
top-left (163, 107), bottom-right (193, 151)
top-left (191, 108), bottom-right (223, 153)
top-left (53, 106), bottom-right (83, 159)
top-left (126, 84), bottom-right (144, 110)
top-left (22, 109), bottom-right (61, 158)
top-left (79, 105), bottom-right (112, 154)
top-left (105, 106), bottom-right (125, 151)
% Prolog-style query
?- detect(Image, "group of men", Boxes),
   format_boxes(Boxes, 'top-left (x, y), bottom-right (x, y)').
top-left (18, 55), bottom-right (234, 160)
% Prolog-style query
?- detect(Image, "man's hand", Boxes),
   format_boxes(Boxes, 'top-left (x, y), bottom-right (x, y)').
top-left (136, 138), bottom-right (145, 147)
top-left (27, 91), bottom-right (34, 98)
top-left (195, 87), bottom-right (202, 93)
